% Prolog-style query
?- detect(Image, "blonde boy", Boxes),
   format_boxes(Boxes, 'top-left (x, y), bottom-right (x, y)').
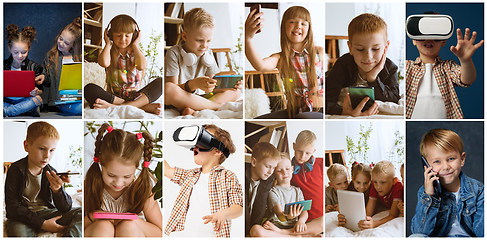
top-left (165, 8), bottom-right (240, 114)
top-left (246, 142), bottom-right (280, 236)
top-left (325, 164), bottom-right (348, 213)
top-left (411, 129), bottom-right (483, 237)
top-left (326, 13), bottom-right (400, 117)
top-left (358, 160), bottom-right (403, 229)
top-left (5, 121), bottom-right (81, 237)
top-left (164, 124), bottom-right (243, 237)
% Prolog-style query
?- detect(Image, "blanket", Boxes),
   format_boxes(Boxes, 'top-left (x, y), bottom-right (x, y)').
top-left (325, 210), bottom-right (404, 237)
top-left (326, 95), bottom-right (405, 119)
top-left (85, 105), bottom-right (162, 119)
top-left (164, 101), bottom-right (243, 119)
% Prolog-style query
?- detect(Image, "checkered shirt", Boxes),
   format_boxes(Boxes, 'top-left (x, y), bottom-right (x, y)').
top-left (406, 56), bottom-right (469, 119)
top-left (291, 48), bottom-right (324, 112)
top-left (164, 165), bottom-right (243, 237)
top-left (108, 50), bottom-right (142, 101)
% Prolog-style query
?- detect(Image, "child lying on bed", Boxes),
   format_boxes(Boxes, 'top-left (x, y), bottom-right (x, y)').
top-left (338, 161), bottom-right (403, 229)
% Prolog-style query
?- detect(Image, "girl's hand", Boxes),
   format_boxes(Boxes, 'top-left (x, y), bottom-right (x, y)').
top-left (245, 8), bottom-right (265, 40)
top-left (423, 166), bottom-right (439, 196)
top-left (103, 28), bottom-right (112, 45)
top-left (337, 213), bottom-right (347, 226)
top-left (46, 171), bottom-right (70, 193)
top-left (202, 210), bottom-right (227, 231)
top-left (30, 87), bottom-right (41, 97)
top-left (132, 30), bottom-right (142, 47)
top-left (451, 28), bottom-right (484, 62)
top-left (35, 74), bottom-right (45, 85)
top-left (283, 204), bottom-right (303, 220)
top-left (358, 216), bottom-right (374, 230)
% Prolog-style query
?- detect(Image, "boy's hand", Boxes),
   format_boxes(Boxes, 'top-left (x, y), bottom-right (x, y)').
top-left (293, 219), bottom-right (307, 233)
top-left (365, 50), bottom-right (387, 82)
top-left (41, 215), bottom-right (68, 233)
top-left (423, 166), bottom-right (439, 196)
top-left (35, 74), bottom-right (45, 85)
top-left (397, 200), bottom-right (404, 217)
top-left (233, 80), bottom-right (243, 91)
top-left (451, 28), bottom-right (484, 62)
top-left (203, 210), bottom-right (227, 231)
top-left (358, 216), bottom-right (374, 230)
top-left (46, 171), bottom-right (70, 193)
top-left (245, 9), bottom-right (265, 40)
top-left (333, 204), bottom-right (340, 212)
top-left (192, 76), bottom-right (217, 93)
top-left (325, 204), bottom-right (334, 213)
top-left (342, 93), bottom-right (379, 117)
top-left (337, 213), bottom-right (347, 226)
top-left (283, 204), bottom-right (303, 220)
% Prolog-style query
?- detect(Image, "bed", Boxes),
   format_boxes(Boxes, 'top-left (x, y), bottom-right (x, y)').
top-left (325, 95), bottom-right (405, 119)
top-left (164, 101), bottom-right (243, 119)
top-left (325, 210), bottom-right (404, 237)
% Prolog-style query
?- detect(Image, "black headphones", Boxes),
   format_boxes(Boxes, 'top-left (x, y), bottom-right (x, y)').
top-left (107, 14), bottom-right (140, 44)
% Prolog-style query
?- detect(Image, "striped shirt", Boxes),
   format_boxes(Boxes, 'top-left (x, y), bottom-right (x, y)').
top-left (406, 57), bottom-right (469, 119)
top-left (100, 188), bottom-right (130, 213)
top-left (291, 48), bottom-right (324, 112)
top-left (164, 165), bottom-right (243, 237)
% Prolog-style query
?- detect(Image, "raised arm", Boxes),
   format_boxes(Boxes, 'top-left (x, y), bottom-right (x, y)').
top-left (450, 28), bottom-right (484, 85)
top-left (98, 28), bottom-right (112, 68)
top-left (131, 30), bottom-right (147, 71)
top-left (163, 160), bottom-right (175, 179)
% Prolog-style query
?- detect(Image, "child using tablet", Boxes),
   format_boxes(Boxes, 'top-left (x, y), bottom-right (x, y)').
top-left (325, 163), bottom-right (348, 213)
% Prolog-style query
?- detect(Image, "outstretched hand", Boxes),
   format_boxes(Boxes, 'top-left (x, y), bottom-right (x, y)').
top-left (245, 8), bottom-right (264, 40)
top-left (202, 210), bottom-right (227, 231)
top-left (450, 28), bottom-right (484, 62)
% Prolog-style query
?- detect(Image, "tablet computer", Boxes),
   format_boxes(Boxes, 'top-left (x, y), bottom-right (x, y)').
top-left (4, 70), bottom-right (35, 97)
top-left (284, 199), bottom-right (312, 214)
top-left (337, 190), bottom-right (366, 232)
top-left (349, 86), bottom-right (375, 112)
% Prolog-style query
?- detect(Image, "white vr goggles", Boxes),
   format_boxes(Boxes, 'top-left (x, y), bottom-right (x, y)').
top-left (173, 125), bottom-right (230, 158)
top-left (406, 14), bottom-right (454, 40)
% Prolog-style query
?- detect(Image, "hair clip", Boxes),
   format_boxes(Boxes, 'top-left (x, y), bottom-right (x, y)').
top-left (370, 163), bottom-right (374, 167)
top-left (143, 161), bottom-right (150, 168)
top-left (93, 157), bottom-right (99, 163)
top-left (107, 126), bottom-right (114, 133)
top-left (136, 133), bottom-right (143, 140)
top-left (353, 161), bottom-right (358, 165)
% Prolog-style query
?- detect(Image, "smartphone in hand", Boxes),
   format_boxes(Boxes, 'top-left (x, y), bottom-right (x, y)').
top-left (250, 4), bottom-right (262, 33)
top-left (421, 156), bottom-right (442, 197)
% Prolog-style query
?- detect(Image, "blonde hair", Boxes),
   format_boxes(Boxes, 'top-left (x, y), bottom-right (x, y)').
top-left (351, 162), bottom-right (372, 180)
top-left (295, 130), bottom-right (317, 146)
top-left (251, 142), bottom-right (280, 162)
top-left (203, 124), bottom-right (236, 164)
top-left (420, 129), bottom-right (464, 158)
top-left (46, 17), bottom-right (82, 74)
top-left (85, 123), bottom-right (155, 214)
top-left (348, 13), bottom-right (387, 43)
top-left (372, 160), bottom-right (395, 179)
top-left (183, 8), bottom-right (214, 32)
top-left (280, 152), bottom-right (291, 162)
top-left (327, 163), bottom-right (347, 181)
top-left (26, 121), bottom-right (60, 144)
top-left (279, 6), bottom-right (319, 118)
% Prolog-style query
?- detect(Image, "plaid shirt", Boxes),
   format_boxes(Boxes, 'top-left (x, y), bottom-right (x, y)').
top-left (291, 48), bottom-right (324, 112)
top-left (108, 50), bottom-right (142, 101)
top-left (406, 57), bottom-right (469, 119)
top-left (164, 165), bottom-right (243, 237)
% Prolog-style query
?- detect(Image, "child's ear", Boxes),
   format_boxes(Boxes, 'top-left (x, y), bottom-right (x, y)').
top-left (412, 40), bottom-right (417, 46)
top-left (23, 140), bottom-right (29, 152)
top-left (441, 40), bottom-right (446, 47)
top-left (460, 152), bottom-right (466, 167)
top-left (251, 157), bottom-right (257, 167)
top-left (347, 40), bottom-right (352, 55)
top-left (385, 40), bottom-right (390, 53)
top-left (292, 142), bottom-right (296, 151)
top-left (181, 31), bottom-right (188, 42)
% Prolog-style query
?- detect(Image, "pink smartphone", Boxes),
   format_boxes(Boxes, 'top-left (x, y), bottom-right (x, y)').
top-left (93, 212), bottom-right (138, 220)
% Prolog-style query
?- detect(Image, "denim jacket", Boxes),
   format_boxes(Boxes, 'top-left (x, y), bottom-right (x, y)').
top-left (411, 172), bottom-right (484, 237)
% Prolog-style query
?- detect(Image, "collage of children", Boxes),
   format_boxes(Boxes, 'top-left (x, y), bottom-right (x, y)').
top-left (0, 1), bottom-right (485, 239)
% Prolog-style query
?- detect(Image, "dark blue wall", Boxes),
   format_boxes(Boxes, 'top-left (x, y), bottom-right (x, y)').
top-left (406, 121), bottom-right (484, 236)
top-left (406, 3), bottom-right (484, 119)
top-left (4, 3), bottom-right (82, 65)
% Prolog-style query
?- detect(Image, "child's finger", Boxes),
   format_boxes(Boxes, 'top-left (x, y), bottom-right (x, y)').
top-left (474, 39), bottom-right (484, 49)
top-left (457, 28), bottom-right (463, 40)
top-left (464, 28), bottom-right (470, 40)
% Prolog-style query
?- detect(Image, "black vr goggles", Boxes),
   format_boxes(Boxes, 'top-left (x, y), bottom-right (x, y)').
top-left (173, 125), bottom-right (230, 158)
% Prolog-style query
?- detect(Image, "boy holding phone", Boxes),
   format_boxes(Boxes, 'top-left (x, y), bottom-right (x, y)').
top-left (411, 129), bottom-right (483, 237)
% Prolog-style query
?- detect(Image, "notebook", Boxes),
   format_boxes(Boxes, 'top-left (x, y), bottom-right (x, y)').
top-left (3, 70), bottom-right (35, 97)
top-left (59, 62), bottom-right (82, 90)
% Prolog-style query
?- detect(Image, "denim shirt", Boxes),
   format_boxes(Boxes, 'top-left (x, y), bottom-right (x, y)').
top-left (411, 172), bottom-right (484, 237)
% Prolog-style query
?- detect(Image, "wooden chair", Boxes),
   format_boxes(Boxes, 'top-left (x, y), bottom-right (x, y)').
top-left (211, 48), bottom-right (237, 75)
top-left (245, 70), bottom-right (287, 109)
top-left (325, 35), bottom-right (348, 70)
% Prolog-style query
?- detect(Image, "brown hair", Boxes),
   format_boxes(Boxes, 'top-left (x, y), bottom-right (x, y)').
top-left (45, 17), bottom-right (82, 74)
top-left (351, 162), bottom-right (372, 180)
top-left (84, 123), bottom-right (155, 214)
top-left (6, 24), bottom-right (36, 49)
top-left (372, 160), bottom-right (395, 179)
top-left (279, 6), bottom-right (319, 117)
top-left (295, 130), bottom-right (317, 146)
top-left (203, 124), bottom-right (236, 164)
top-left (327, 163), bottom-right (347, 181)
top-left (26, 121), bottom-right (60, 144)
top-left (251, 142), bottom-right (281, 163)
top-left (348, 13), bottom-right (387, 43)
top-left (420, 129), bottom-right (464, 158)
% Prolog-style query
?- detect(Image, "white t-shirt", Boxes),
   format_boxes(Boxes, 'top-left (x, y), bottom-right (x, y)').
top-left (447, 190), bottom-right (470, 237)
top-left (183, 173), bottom-right (216, 237)
top-left (411, 63), bottom-right (448, 119)
top-left (11, 66), bottom-right (20, 71)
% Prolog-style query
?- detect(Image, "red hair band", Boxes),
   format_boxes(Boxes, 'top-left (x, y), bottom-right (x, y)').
top-left (93, 157), bottom-right (99, 163)
top-left (136, 133), bottom-right (143, 140)
top-left (143, 161), bottom-right (150, 168)
top-left (107, 126), bottom-right (114, 133)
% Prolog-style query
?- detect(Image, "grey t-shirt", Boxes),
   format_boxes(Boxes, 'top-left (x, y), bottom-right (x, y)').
top-left (164, 42), bottom-right (220, 84)
top-left (325, 186), bottom-right (338, 206)
top-left (267, 185), bottom-right (304, 228)
top-left (23, 171), bottom-right (48, 212)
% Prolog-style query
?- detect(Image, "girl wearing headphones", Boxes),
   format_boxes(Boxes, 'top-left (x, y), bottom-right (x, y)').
top-left (84, 14), bottom-right (162, 115)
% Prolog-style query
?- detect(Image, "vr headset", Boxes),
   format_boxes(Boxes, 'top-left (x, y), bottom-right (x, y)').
top-left (173, 125), bottom-right (230, 158)
top-left (406, 13), bottom-right (454, 40)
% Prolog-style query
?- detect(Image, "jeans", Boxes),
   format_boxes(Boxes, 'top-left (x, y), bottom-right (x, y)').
top-left (3, 97), bottom-right (41, 117)
top-left (6, 207), bottom-right (82, 237)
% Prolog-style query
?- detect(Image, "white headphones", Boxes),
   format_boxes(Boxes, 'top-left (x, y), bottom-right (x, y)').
top-left (180, 46), bottom-right (215, 67)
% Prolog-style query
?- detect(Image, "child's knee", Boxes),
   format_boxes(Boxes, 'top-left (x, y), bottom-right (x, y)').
top-left (115, 220), bottom-right (141, 237)
top-left (250, 225), bottom-right (264, 237)
top-left (90, 220), bottom-right (115, 237)
top-left (6, 220), bottom-right (36, 237)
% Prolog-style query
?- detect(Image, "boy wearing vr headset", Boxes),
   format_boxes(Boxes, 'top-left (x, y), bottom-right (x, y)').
top-left (406, 13), bottom-right (484, 119)
top-left (164, 7), bottom-right (241, 116)
top-left (164, 124), bottom-right (243, 237)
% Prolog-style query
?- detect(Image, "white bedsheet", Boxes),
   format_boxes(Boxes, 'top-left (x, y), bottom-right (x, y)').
top-left (84, 105), bottom-right (162, 119)
top-left (326, 96), bottom-right (405, 119)
top-left (325, 210), bottom-right (404, 237)
top-left (165, 101), bottom-right (243, 119)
